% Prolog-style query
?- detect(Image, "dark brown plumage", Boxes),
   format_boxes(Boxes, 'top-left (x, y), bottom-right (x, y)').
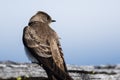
top-left (22, 11), bottom-right (73, 80)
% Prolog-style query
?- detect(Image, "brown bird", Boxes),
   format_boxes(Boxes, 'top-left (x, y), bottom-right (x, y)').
top-left (22, 11), bottom-right (73, 80)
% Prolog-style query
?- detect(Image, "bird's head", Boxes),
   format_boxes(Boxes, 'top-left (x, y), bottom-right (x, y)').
top-left (29, 11), bottom-right (56, 25)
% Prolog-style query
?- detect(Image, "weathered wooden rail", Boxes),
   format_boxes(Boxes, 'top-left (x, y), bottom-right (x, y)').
top-left (0, 61), bottom-right (120, 80)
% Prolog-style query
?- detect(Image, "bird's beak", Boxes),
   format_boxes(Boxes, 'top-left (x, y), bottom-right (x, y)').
top-left (52, 20), bottom-right (56, 22)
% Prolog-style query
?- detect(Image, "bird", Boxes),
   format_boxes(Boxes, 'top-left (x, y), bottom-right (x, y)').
top-left (22, 11), bottom-right (73, 80)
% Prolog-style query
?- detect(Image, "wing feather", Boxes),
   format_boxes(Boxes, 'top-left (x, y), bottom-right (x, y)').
top-left (50, 33), bottom-right (67, 72)
top-left (23, 26), bottom-right (52, 58)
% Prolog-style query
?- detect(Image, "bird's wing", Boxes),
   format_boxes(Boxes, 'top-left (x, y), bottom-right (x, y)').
top-left (23, 26), bottom-right (52, 58)
top-left (23, 26), bottom-right (72, 80)
top-left (50, 33), bottom-right (67, 72)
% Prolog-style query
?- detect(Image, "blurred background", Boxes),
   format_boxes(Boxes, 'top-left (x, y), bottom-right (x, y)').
top-left (0, 0), bottom-right (120, 65)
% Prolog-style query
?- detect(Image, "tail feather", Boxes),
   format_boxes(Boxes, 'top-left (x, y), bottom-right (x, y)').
top-left (38, 57), bottom-right (73, 80)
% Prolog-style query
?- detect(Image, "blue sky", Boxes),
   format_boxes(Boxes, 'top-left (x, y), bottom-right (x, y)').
top-left (0, 0), bottom-right (120, 65)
